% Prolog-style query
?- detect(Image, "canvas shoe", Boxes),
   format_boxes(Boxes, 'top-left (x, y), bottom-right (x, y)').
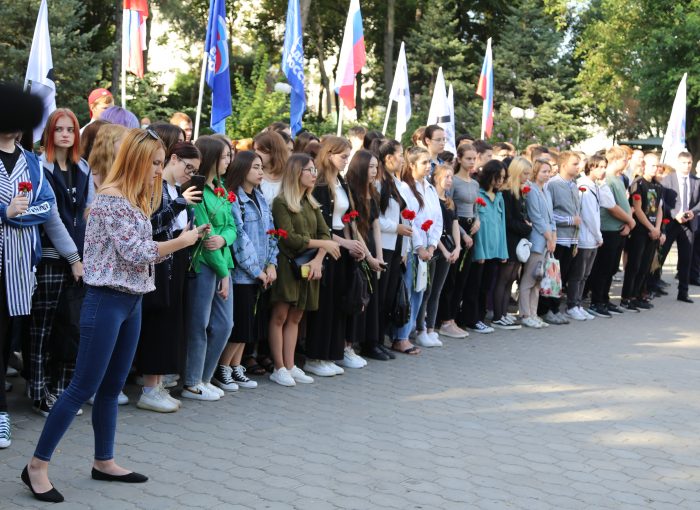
top-left (469, 321), bottom-right (494, 334)
top-left (181, 383), bottom-right (219, 401)
top-left (304, 359), bottom-right (337, 377)
top-left (270, 367), bottom-right (296, 387)
top-left (492, 317), bottom-right (521, 330)
top-left (212, 365), bottom-right (239, 392)
top-left (290, 366), bottom-right (314, 384)
top-left (230, 365), bottom-right (258, 389)
top-left (136, 388), bottom-right (178, 413)
top-left (0, 412), bottom-right (10, 448)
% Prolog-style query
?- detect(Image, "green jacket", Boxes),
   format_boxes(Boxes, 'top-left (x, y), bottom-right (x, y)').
top-left (192, 185), bottom-right (237, 278)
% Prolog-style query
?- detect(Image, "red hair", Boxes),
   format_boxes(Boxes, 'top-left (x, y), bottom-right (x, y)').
top-left (43, 108), bottom-right (81, 164)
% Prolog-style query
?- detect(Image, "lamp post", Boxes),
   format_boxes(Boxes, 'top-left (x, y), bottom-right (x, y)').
top-left (510, 107), bottom-right (536, 150)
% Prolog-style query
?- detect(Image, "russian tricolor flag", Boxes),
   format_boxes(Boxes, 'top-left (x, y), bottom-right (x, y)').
top-left (476, 38), bottom-right (493, 139)
top-left (335, 0), bottom-right (366, 110)
top-left (123, 0), bottom-right (148, 79)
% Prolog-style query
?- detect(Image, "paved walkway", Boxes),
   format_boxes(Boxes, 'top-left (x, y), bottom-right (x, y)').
top-left (3, 266), bottom-right (700, 509)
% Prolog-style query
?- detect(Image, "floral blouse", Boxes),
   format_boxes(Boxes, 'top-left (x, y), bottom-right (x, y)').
top-left (83, 194), bottom-right (163, 294)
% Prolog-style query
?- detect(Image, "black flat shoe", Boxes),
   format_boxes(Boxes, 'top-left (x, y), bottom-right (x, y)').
top-left (362, 346), bottom-right (390, 361)
top-left (22, 466), bottom-right (64, 503)
top-left (91, 468), bottom-right (148, 483)
top-left (377, 344), bottom-right (396, 359)
top-left (677, 295), bottom-right (694, 304)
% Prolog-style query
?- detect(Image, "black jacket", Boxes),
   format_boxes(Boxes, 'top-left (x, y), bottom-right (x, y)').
top-left (502, 189), bottom-right (532, 261)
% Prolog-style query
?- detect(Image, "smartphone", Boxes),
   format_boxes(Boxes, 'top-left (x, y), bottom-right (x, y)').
top-left (181, 175), bottom-right (205, 202)
top-left (684, 212), bottom-right (692, 220)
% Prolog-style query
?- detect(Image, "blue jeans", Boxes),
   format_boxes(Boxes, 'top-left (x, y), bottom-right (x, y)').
top-left (34, 286), bottom-right (142, 461)
top-left (393, 254), bottom-right (425, 341)
top-left (184, 265), bottom-right (233, 387)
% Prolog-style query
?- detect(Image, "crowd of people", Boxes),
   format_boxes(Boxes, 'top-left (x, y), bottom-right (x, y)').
top-left (1, 86), bottom-right (699, 502)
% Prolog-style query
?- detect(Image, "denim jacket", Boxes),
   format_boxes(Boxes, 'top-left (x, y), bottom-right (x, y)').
top-left (231, 186), bottom-right (278, 284)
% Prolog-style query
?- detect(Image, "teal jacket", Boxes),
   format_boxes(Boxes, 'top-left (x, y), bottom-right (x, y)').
top-left (473, 189), bottom-right (508, 261)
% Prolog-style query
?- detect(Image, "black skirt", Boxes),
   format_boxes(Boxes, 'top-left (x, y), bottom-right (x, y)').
top-left (230, 283), bottom-right (260, 344)
top-left (134, 246), bottom-right (187, 375)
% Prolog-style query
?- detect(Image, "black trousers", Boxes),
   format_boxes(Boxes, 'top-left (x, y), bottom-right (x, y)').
top-left (691, 229), bottom-right (700, 281)
top-left (457, 260), bottom-right (483, 327)
top-left (538, 244), bottom-right (577, 315)
top-left (660, 221), bottom-right (695, 295)
top-left (379, 244), bottom-right (403, 344)
top-left (589, 231), bottom-right (625, 305)
top-left (622, 228), bottom-right (654, 300)
top-left (438, 217), bottom-right (474, 324)
top-left (0, 273), bottom-right (10, 412)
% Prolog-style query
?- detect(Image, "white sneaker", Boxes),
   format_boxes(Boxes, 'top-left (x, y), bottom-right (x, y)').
top-left (555, 312), bottom-right (570, 324)
top-left (304, 359), bottom-right (337, 377)
top-left (578, 306), bottom-right (595, 320)
top-left (181, 383), bottom-right (219, 401)
top-left (337, 347), bottom-right (364, 369)
top-left (162, 374), bottom-right (179, 388)
top-left (428, 331), bottom-right (443, 346)
top-left (204, 382), bottom-right (225, 397)
top-left (6, 366), bottom-right (18, 377)
top-left (118, 391), bottom-right (129, 405)
top-left (415, 331), bottom-right (436, 347)
top-left (521, 316), bottom-right (542, 328)
top-left (290, 366), bottom-right (314, 384)
top-left (158, 384), bottom-right (181, 407)
top-left (325, 360), bottom-right (345, 375)
top-left (136, 388), bottom-right (178, 413)
top-left (566, 307), bottom-right (587, 321)
top-left (536, 316), bottom-right (550, 327)
top-left (270, 367), bottom-right (296, 387)
top-left (0, 412), bottom-right (10, 448)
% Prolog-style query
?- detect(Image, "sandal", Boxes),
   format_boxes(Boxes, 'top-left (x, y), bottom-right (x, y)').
top-left (391, 342), bottom-right (421, 355)
top-left (243, 356), bottom-right (266, 376)
top-left (257, 356), bottom-right (275, 374)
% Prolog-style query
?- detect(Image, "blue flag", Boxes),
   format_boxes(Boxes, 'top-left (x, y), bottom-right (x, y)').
top-left (205, 0), bottom-right (232, 133)
top-left (282, 0), bottom-right (305, 136)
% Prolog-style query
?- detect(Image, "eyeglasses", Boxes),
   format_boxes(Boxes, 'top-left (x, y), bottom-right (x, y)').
top-left (431, 138), bottom-right (446, 143)
top-left (303, 166), bottom-right (318, 176)
top-left (177, 156), bottom-right (197, 175)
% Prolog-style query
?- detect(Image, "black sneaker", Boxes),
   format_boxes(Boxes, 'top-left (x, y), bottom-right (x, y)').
top-left (620, 299), bottom-right (640, 313)
top-left (588, 303), bottom-right (612, 318)
top-left (230, 365), bottom-right (258, 389)
top-left (211, 365), bottom-right (239, 392)
top-left (32, 397), bottom-right (54, 417)
top-left (634, 299), bottom-right (653, 310)
top-left (606, 303), bottom-right (624, 315)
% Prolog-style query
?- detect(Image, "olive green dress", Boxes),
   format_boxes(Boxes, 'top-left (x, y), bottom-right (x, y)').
top-left (270, 194), bottom-right (331, 310)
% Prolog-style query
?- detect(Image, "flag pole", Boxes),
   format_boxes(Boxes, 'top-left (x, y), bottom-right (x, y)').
top-left (382, 100), bottom-right (392, 135)
top-left (336, 102), bottom-right (344, 137)
top-left (193, 52), bottom-right (208, 141)
top-left (121, 26), bottom-right (127, 108)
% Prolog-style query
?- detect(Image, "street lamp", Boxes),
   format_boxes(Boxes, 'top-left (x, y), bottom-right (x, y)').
top-left (510, 107), bottom-right (535, 149)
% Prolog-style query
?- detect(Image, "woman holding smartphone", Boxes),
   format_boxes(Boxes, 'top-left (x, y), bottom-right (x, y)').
top-left (24, 128), bottom-right (204, 503)
top-left (135, 142), bottom-right (202, 413)
top-left (269, 154), bottom-right (340, 386)
top-left (182, 136), bottom-right (236, 401)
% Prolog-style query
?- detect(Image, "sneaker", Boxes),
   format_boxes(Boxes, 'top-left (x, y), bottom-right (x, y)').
top-left (492, 317), bottom-right (521, 330)
top-left (521, 316), bottom-right (542, 328)
top-left (565, 307), bottom-right (587, 321)
top-left (620, 299), bottom-right (640, 313)
top-left (230, 365), bottom-right (258, 389)
top-left (439, 323), bottom-right (468, 338)
top-left (484, 310), bottom-right (494, 322)
top-left (304, 359), bottom-right (337, 377)
top-left (468, 321), bottom-right (494, 334)
top-left (607, 303), bottom-right (624, 315)
top-left (212, 365), bottom-right (239, 392)
top-left (290, 366), bottom-right (314, 384)
top-left (428, 331), bottom-right (443, 346)
top-left (158, 384), bottom-right (181, 407)
top-left (337, 347), bottom-right (365, 369)
top-left (204, 382), bottom-right (225, 397)
top-left (415, 331), bottom-right (439, 346)
top-left (587, 303), bottom-right (612, 318)
top-left (118, 391), bottom-right (129, 405)
top-left (543, 310), bottom-right (562, 325)
top-left (578, 307), bottom-right (595, 320)
top-left (181, 383), bottom-right (220, 401)
top-left (32, 397), bottom-right (54, 417)
top-left (0, 412), bottom-right (10, 448)
top-left (634, 298), bottom-right (653, 310)
top-left (536, 316), bottom-right (549, 327)
top-left (270, 367), bottom-right (296, 387)
top-left (136, 387), bottom-right (178, 413)
top-left (326, 361), bottom-right (345, 375)
top-left (162, 374), bottom-right (180, 388)
top-left (6, 366), bottom-right (17, 377)
top-left (555, 312), bottom-right (570, 324)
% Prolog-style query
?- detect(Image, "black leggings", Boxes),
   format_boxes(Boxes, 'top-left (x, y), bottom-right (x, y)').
top-left (493, 261), bottom-right (520, 320)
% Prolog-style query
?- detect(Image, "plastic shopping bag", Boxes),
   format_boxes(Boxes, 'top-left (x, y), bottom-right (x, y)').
top-left (539, 252), bottom-right (561, 298)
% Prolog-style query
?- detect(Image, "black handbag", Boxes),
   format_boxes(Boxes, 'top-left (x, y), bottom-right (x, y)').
top-left (389, 269), bottom-right (410, 327)
top-left (49, 282), bottom-right (86, 362)
top-left (441, 233), bottom-right (456, 253)
top-left (340, 263), bottom-right (370, 314)
top-left (289, 248), bottom-right (318, 279)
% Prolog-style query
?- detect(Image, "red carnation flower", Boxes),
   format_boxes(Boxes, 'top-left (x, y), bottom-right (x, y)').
top-left (476, 197), bottom-right (487, 207)
top-left (578, 186), bottom-right (587, 192)
top-left (18, 181), bottom-right (32, 194)
top-left (632, 193), bottom-right (641, 201)
top-left (227, 191), bottom-right (237, 203)
top-left (521, 185), bottom-right (531, 194)
top-left (276, 228), bottom-right (288, 239)
top-left (213, 187), bottom-right (226, 198)
top-left (421, 220), bottom-right (433, 232)
top-left (349, 210), bottom-right (359, 219)
top-left (267, 229), bottom-right (277, 236)
top-left (662, 218), bottom-right (671, 225)
top-left (401, 209), bottom-right (416, 221)
top-left (342, 213), bottom-right (351, 224)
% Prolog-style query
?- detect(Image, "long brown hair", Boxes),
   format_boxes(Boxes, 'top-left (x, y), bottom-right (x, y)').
top-left (315, 136), bottom-right (351, 200)
top-left (377, 139), bottom-right (405, 213)
top-left (195, 135), bottom-right (227, 186)
top-left (253, 131), bottom-right (288, 178)
top-left (225, 150), bottom-right (262, 193)
top-left (100, 129), bottom-right (165, 216)
top-left (88, 124), bottom-right (128, 186)
top-left (433, 163), bottom-right (455, 210)
top-left (42, 108), bottom-right (81, 164)
top-left (400, 146), bottom-right (429, 209)
top-left (346, 150), bottom-right (379, 240)
top-left (281, 154), bottom-right (320, 213)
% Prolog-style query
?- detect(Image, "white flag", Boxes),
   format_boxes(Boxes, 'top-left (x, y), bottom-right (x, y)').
top-left (446, 84), bottom-right (456, 154)
top-left (388, 42), bottom-right (411, 141)
top-left (427, 68), bottom-right (455, 153)
top-left (24, 0), bottom-right (56, 143)
top-left (662, 73), bottom-right (687, 162)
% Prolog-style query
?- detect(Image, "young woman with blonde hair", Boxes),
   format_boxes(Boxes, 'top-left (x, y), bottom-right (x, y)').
top-left (25, 128), bottom-right (204, 502)
top-left (87, 124), bottom-right (128, 188)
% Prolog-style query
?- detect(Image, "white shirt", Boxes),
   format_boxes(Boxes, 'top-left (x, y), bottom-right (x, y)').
top-left (377, 177), bottom-right (411, 255)
top-left (332, 181), bottom-right (350, 230)
top-left (261, 179), bottom-right (282, 206)
top-left (398, 178), bottom-right (443, 252)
